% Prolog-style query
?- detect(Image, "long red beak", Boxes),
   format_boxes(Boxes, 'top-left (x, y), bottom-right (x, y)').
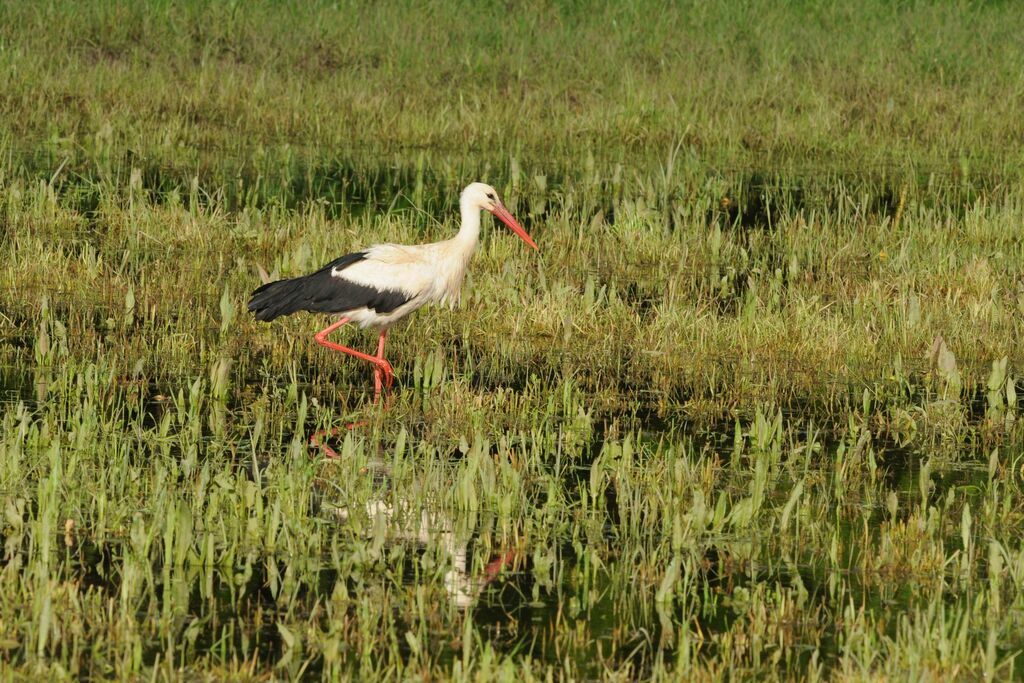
top-left (489, 204), bottom-right (538, 250)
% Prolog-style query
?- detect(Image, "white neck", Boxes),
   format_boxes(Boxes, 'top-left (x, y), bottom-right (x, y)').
top-left (453, 196), bottom-right (482, 255)
top-left (429, 197), bottom-right (483, 307)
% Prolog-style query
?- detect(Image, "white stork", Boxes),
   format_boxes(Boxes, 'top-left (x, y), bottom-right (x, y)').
top-left (248, 182), bottom-right (537, 401)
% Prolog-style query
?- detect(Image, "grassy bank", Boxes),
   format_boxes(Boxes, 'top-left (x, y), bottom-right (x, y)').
top-left (2, 0), bottom-right (1023, 171)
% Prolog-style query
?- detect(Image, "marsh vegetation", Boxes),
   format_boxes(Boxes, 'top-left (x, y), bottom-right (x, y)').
top-left (2, 1), bottom-right (1024, 679)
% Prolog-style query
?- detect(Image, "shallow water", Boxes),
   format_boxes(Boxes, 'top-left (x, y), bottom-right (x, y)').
top-left (3, 392), bottom-right (999, 680)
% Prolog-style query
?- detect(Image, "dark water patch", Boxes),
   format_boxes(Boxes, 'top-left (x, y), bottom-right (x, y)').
top-left (166, 559), bottom-right (293, 675)
top-left (0, 364), bottom-right (36, 405)
top-left (871, 184), bottom-right (903, 221)
top-left (10, 144), bottom-right (1014, 233)
top-left (708, 173), bottom-right (807, 234)
top-left (704, 167), bottom-right (1005, 240)
top-left (463, 359), bottom-right (559, 397)
top-left (619, 282), bottom-right (661, 320)
top-left (65, 537), bottom-right (121, 596)
top-left (13, 146), bottom-right (526, 223)
top-left (872, 435), bottom-right (920, 506)
top-left (876, 435), bottom-right (990, 514)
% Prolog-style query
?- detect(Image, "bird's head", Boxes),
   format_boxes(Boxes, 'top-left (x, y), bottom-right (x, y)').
top-left (461, 182), bottom-right (537, 250)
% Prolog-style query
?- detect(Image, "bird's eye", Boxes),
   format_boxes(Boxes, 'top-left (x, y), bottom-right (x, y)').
top-left (486, 192), bottom-right (495, 200)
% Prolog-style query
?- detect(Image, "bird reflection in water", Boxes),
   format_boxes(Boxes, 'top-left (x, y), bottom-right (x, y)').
top-left (328, 493), bottom-right (517, 608)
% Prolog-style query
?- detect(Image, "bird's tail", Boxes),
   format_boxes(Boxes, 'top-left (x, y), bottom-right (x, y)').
top-left (248, 277), bottom-right (308, 322)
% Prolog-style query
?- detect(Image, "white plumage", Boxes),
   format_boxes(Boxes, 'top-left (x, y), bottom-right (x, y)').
top-left (329, 239), bottom-right (472, 329)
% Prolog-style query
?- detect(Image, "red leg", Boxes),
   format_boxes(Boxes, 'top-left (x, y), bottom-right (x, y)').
top-left (482, 550), bottom-right (517, 584)
top-left (372, 329), bottom-right (393, 400)
top-left (314, 318), bottom-right (394, 403)
top-left (309, 318), bottom-right (394, 459)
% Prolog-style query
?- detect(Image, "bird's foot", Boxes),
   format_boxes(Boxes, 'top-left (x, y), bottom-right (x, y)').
top-left (372, 359), bottom-right (395, 403)
top-left (376, 359), bottom-right (395, 388)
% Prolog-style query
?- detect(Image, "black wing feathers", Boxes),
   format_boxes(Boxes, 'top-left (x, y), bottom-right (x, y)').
top-left (247, 251), bottom-right (411, 322)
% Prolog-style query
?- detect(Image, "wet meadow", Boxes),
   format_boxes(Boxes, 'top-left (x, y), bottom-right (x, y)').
top-left (2, 1), bottom-right (1024, 680)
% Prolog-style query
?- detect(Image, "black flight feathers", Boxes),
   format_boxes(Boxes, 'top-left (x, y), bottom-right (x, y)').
top-left (247, 251), bottom-right (410, 322)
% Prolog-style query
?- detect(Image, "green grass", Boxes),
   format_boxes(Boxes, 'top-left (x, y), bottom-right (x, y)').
top-left (3, 1), bottom-right (1024, 680)
top-left (3, 0), bottom-right (1024, 172)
